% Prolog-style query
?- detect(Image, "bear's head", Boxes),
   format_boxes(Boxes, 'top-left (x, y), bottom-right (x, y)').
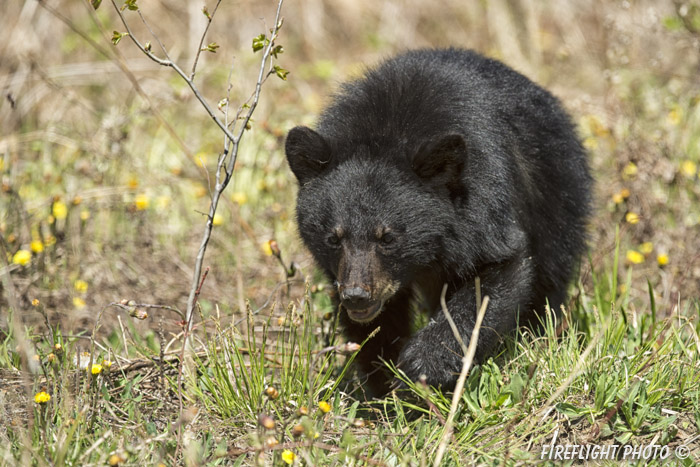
top-left (286, 126), bottom-right (467, 323)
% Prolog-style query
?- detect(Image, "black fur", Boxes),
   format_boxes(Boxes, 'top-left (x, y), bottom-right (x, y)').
top-left (285, 48), bottom-right (592, 396)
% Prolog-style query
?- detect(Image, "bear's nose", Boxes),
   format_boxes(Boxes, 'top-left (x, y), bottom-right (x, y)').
top-left (340, 286), bottom-right (371, 309)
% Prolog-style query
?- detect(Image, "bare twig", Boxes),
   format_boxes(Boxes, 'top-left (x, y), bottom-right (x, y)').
top-left (190, 0), bottom-right (223, 80)
top-left (173, 266), bottom-right (209, 460)
top-left (136, 10), bottom-right (171, 61)
top-left (439, 284), bottom-right (467, 355)
top-left (182, 0), bottom-right (285, 334)
top-left (433, 294), bottom-right (490, 466)
top-left (107, 301), bottom-right (185, 321)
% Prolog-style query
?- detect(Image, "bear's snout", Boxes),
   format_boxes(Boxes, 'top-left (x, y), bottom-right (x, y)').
top-left (339, 286), bottom-right (371, 310)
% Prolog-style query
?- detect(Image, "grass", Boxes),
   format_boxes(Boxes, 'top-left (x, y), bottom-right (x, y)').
top-left (2, 0), bottom-right (700, 465)
top-left (1, 258), bottom-right (699, 465)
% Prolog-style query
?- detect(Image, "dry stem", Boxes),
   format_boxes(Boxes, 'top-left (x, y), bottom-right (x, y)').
top-left (433, 293), bottom-right (490, 466)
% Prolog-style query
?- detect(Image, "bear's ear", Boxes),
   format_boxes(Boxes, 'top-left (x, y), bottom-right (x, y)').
top-left (285, 126), bottom-right (332, 184)
top-left (412, 134), bottom-right (466, 192)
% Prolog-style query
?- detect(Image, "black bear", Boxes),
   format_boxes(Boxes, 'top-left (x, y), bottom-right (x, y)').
top-left (285, 48), bottom-right (592, 396)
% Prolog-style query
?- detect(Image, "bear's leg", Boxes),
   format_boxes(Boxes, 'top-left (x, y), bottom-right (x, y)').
top-left (397, 253), bottom-right (536, 390)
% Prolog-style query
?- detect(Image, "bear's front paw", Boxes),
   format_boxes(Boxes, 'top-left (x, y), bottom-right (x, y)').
top-left (396, 332), bottom-right (463, 391)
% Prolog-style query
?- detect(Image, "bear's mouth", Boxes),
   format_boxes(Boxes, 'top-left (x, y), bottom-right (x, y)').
top-left (343, 300), bottom-right (384, 323)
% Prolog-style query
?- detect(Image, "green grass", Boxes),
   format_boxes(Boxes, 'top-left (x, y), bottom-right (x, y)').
top-left (1, 253), bottom-right (699, 465)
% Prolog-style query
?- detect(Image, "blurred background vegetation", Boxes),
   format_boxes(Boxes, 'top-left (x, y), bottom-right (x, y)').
top-left (1, 0), bottom-right (699, 340)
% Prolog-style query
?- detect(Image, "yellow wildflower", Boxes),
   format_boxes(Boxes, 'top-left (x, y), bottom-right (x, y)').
top-left (657, 254), bottom-right (669, 267)
top-left (622, 162), bottom-right (638, 180)
top-left (89, 364), bottom-right (103, 375)
top-left (134, 194), bottom-right (149, 210)
top-left (639, 242), bottom-right (653, 255)
top-left (30, 240), bottom-right (44, 253)
top-left (194, 186), bottom-right (208, 198)
top-left (612, 192), bottom-right (624, 204)
top-left (194, 152), bottom-right (208, 168)
top-left (74, 279), bottom-right (88, 293)
top-left (32, 299), bottom-right (40, 307)
top-left (620, 188), bottom-right (630, 199)
top-left (12, 250), bottom-right (31, 266)
top-left (281, 450), bottom-right (296, 465)
top-left (52, 201), bottom-right (68, 220)
top-left (127, 177), bottom-right (139, 189)
top-left (72, 196), bottom-right (82, 205)
top-left (626, 250), bottom-right (644, 264)
top-left (625, 212), bottom-right (640, 224)
top-left (667, 107), bottom-right (682, 125)
top-left (261, 241), bottom-right (273, 256)
top-left (73, 297), bottom-right (86, 309)
top-left (80, 210), bottom-right (90, 221)
top-left (318, 401), bottom-right (331, 413)
top-left (582, 137), bottom-right (598, 150)
top-left (231, 191), bottom-right (248, 205)
top-left (34, 391), bottom-right (51, 404)
top-left (582, 114), bottom-right (609, 137)
top-left (681, 160), bottom-right (697, 178)
top-left (108, 454), bottom-right (126, 466)
top-left (212, 212), bottom-right (224, 226)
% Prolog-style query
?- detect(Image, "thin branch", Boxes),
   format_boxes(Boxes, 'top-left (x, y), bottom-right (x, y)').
top-left (136, 9), bottom-right (173, 62)
top-left (190, 0), bottom-right (223, 80)
top-left (107, 301), bottom-right (185, 321)
top-left (109, 1), bottom-right (286, 400)
top-left (174, 266), bottom-right (209, 460)
top-left (433, 295), bottom-right (490, 466)
top-left (184, 0), bottom-right (285, 329)
top-left (439, 284), bottom-right (467, 355)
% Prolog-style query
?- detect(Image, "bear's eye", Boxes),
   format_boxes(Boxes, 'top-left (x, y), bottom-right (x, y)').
top-left (380, 232), bottom-right (395, 246)
top-left (326, 234), bottom-right (341, 248)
